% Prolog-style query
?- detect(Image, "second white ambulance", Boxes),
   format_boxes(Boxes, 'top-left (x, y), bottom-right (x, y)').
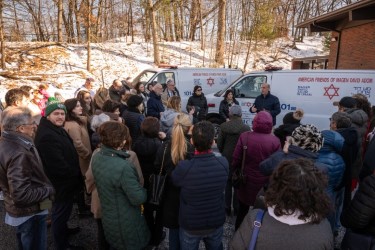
top-left (205, 69), bottom-right (375, 130)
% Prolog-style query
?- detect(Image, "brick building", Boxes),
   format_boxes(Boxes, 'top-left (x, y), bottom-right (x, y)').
top-left (297, 0), bottom-right (375, 70)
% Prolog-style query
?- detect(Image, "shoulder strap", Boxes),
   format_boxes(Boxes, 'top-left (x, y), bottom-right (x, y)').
top-left (248, 210), bottom-right (265, 250)
top-left (241, 136), bottom-right (248, 171)
top-left (159, 144), bottom-right (168, 175)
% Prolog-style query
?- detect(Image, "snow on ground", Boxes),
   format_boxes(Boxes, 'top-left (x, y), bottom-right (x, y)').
top-left (0, 35), bottom-right (327, 101)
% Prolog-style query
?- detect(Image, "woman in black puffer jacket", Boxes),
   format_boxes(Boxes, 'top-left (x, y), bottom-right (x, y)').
top-left (186, 85), bottom-right (208, 123)
top-left (341, 173), bottom-right (375, 245)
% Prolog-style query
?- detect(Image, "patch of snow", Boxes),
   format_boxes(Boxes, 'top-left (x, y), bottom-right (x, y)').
top-left (0, 36), bottom-right (326, 101)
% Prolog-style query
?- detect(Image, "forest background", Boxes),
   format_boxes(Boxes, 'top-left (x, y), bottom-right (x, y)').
top-left (0, 0), bottom-right (360, 98)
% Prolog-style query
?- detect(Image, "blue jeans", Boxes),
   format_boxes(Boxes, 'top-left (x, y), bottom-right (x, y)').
top-left (16, 214), bottom-right (47, 250)
top-left (169, 228), bottom-right (180, 250)
top-left (180, 226), bottom-right (223, 250)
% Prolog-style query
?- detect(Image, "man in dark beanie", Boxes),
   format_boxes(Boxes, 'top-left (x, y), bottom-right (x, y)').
top-left (334, 96), bottom-right (368, 198)
top-left (330, 111), bottom-right (359, 210)
top-left (35, 97), bottom-right (83, 250)
top-left (217, 105), bottom-right (250, 216)
top-left (274, 108), bottom-right (304, 147)
top-left (122, 95), bottom-right (145, 146)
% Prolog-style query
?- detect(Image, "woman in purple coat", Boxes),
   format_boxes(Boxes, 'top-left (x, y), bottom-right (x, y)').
top-left (232, 111), bottom-right (281, 229)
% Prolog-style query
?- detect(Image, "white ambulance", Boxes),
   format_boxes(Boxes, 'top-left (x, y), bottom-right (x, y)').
top-left (132, 66), bottom-right (243, 107)
top-left (205, 69), bottom-right (375, 130)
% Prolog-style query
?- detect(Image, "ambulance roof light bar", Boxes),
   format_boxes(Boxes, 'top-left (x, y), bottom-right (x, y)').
top-left (264, 65), bottom-right (283, 71)
top-left (158, 63), bottom-right (178, 69)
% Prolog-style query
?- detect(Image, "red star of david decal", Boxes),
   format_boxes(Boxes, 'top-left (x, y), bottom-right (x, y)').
top-left (207, 77), bottom-right (214, 87)
top-left (324, 84), bottom-right (340, 100)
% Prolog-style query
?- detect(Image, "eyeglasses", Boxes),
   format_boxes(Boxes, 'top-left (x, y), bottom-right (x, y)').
top-left (196, 89), bottom-right (202, 92)
top-left (22, 121), bottom-right (37, 126)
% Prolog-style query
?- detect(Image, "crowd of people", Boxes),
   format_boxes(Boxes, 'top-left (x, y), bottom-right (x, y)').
top-left (0, 77), bottom-right (374, 250)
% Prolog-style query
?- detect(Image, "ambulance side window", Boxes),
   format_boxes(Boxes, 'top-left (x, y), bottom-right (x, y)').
top-left (157, 72), bottom-right (175, 85)
top-left (233, 76), bottom-right (267, 98)
top-left (139, 71), bottom-right (156, 82)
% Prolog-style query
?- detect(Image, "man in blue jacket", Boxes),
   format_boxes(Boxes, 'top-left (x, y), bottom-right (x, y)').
top-left (250, 83), bottom-right (280, 126)
top-left (172, 121), bottom-right (228, 250)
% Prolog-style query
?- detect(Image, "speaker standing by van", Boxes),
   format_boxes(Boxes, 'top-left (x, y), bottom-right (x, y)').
top-left (250, 83), bottom-right (280, 126)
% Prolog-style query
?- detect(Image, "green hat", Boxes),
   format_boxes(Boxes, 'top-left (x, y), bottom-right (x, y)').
top-left (44, 97), bottom-right (67, 117)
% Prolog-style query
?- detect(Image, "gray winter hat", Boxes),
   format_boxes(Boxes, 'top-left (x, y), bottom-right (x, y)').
top-left (229, 105), bottom-right (242, 117)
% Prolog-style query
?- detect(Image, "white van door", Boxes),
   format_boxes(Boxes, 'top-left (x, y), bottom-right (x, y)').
top-left (232, 74), bottom-right (269, 125)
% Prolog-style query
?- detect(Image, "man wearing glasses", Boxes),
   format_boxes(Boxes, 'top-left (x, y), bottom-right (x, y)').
top-left (250, 83), bottom-right (280, 126)
top-left (161, 78), bottom-right (180, 107)
top-left (0, 107), bottom-right (54, 249)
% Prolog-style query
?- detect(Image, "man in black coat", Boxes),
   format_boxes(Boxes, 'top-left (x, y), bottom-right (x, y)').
top-left (250, 83), bottom-right (280, 126)
top-left (34, 98), bottom-right (82, 250)
top-left (147, 83), bottom-right (165, 119)
top-left (330, 111), bottom-right (359, 210)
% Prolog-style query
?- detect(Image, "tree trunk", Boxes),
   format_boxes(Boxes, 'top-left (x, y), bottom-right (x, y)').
top-left (74, 0), bottom-right (81, 43)
top-left (12, 0), bottom-right (21, 41)
top-left (57, 0), bottom-right (63, 42)
top-left (95, 0), bottom-right (103, 42)
top-left (148, 0), bottom-right (160, 65)
top-left (87, 0), bottom-right (91, 71)
top-left (198, 0), bottom-right (204, 50)
top-left (129, 1), bottom-right (134, 42)
top-left (215, 0), bottom-right (226, 65)
top-left (189, 0), bottom-right (198, 41)
top-left (179, 1), bottom-right (184, 40)
top-left (173, 1), bottom-right (181, 41)
top-left (0, 0), bottom-right (5, 69)
top-left (67, 0), bottom-right (75, 43)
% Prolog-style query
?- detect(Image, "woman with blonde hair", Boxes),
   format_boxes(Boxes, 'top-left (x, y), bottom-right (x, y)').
top-left (155, 113), bottom-right (195, 249)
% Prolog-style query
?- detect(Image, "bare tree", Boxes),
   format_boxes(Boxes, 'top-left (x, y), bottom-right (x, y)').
top-left (57, 0), bottom-right (62, 42)
top-left (0, 0), bottom-right (5, 69)
top-left (87, 0), bottom-right (91, 71)
top-left (215, 0), bottom-right (225, 65)
top-left (148, 0), bottom-right (160, 64)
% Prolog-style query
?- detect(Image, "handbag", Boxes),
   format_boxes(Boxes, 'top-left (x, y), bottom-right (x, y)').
top-left (148, 145), bottom-right (168, 206)
top-left (232, 140), bottom-right (248, 189)
top-left (341, 229), bottom-right (375, 250)
top-left (248, 210), bottom-right (265, 250)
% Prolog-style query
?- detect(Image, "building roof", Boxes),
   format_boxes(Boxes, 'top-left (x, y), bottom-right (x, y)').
top-left (297, 0), bottom-right (375, 32)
